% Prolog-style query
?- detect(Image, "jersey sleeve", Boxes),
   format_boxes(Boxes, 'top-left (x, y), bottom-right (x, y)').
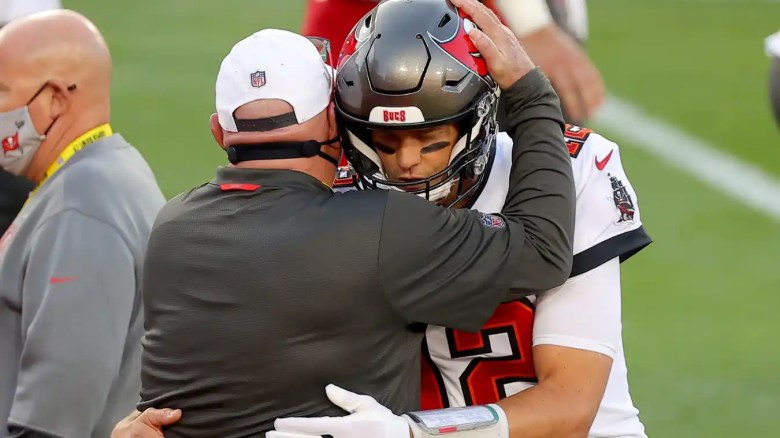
top-left (8, 210), bottom-right (137, 438)
top-left (533, 258), bottom-right (621, 358)
top-left (567, 127), bottom-right (652, 277)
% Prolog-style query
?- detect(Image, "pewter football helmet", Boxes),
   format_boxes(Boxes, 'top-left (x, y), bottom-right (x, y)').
top-left (335, 0), bottom-right (499, 204)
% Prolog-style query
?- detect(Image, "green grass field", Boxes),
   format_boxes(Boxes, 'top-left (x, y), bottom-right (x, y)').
top-left (67, 0), bottom-right (780, 436)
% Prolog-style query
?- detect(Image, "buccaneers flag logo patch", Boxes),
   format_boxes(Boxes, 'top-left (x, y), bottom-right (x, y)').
top-left (609, 174), bottom-right (635, 223)
top-left (2, 132), bottom-right (20, 154)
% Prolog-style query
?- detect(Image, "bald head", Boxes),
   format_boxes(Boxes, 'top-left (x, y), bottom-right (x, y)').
top-left (0, 10), bottom-right (113, 181)
top-left (0, 10), bottom-right (111, 103)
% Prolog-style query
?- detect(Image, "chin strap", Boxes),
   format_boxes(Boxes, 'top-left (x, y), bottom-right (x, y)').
top-left (226, 136), bottom-right (339, 167)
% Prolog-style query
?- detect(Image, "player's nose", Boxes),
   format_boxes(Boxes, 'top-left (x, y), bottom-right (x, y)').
top-left (396, 146), bottom-right (423, 172)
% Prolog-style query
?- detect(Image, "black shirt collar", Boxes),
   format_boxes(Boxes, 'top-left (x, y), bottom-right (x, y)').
top-left (212, 167), bottom-right (332, 193)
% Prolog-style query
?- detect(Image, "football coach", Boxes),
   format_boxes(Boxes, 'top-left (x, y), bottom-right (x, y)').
top-left (133, 20), bottom-right (576, 437)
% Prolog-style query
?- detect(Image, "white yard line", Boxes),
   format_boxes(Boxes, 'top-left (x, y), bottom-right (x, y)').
top-left (668, 0), bottom-right (780, 4)
top-left (593, 95), bottom-right (780, 221)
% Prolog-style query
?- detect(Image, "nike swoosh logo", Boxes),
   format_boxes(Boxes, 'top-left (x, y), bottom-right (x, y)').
top-left (50, 276), bottom-right (79, 284)
top-left (595, 150), bottom-right (614, 171)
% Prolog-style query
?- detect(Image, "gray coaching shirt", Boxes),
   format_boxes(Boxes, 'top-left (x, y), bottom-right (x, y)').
top-left (0, 134), bottom-right (165, 438)
top-left (139, 69), bottom-right (575, 437)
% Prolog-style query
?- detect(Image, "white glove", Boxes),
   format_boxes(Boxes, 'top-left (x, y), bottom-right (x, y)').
top-left (268, 384), bottom-right (411, 438)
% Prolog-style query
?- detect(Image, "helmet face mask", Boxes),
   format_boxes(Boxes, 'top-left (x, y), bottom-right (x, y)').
top-left (340, 92), bottom-right (498, 204)
top-left (335, 0), bottom-right (500, 207)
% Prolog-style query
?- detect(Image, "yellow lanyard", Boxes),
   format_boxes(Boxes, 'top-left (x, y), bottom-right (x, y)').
top-left (31, 123), bottom-right (113, 196)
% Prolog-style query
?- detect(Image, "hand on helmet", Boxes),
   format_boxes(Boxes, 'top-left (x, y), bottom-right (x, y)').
top-left (450, 0), bottom-right (536, 89)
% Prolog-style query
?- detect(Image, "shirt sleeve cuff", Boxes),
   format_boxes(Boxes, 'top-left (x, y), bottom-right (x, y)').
top-left (533, 334), bottom-right (618, 359)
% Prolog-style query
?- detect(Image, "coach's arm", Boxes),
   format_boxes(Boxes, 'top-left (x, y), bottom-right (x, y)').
top-left (467, 0), bottom-right (575, 293)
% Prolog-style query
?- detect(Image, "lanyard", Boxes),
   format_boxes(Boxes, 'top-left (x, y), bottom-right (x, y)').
top-left (31, 123), bottom-right (113, 196)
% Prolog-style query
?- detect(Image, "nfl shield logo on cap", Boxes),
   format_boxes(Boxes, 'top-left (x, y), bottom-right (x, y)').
top-left (250, 71), bottom-right (266, 88)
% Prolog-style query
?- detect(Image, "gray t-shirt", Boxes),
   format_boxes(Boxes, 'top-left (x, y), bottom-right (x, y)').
top-left (0, 134), bottom-right (165, 438)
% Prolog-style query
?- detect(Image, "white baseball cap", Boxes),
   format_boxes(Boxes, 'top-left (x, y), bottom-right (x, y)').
top-left (216, 29), bottom-right (334, 132)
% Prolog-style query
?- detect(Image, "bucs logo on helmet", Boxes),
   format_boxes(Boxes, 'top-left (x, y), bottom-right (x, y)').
top-left (436, 14), bottom-right (489, 77)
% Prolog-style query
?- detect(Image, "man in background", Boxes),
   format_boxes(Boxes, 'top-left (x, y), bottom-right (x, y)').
top-left (0, 0), bottom-right (62, 233)
top-left (0, 10), bottom-right (165, 437)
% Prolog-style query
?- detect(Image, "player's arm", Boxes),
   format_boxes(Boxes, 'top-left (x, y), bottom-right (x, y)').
top-left (496, 259), bottom-right (621, 438)
top-left (473, 0), bottom-right (577, 295)
top-left (6, 210), bottom-right (137, 438)
top-left (495, 132), bottom-right (652, 437)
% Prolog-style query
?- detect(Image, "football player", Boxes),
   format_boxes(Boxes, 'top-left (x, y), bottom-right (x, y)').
top-left (272, 0), bottom-right (651, 437)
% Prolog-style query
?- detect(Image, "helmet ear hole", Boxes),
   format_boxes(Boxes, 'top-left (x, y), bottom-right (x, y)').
top-left (438, 14), bottom-right (452, 28)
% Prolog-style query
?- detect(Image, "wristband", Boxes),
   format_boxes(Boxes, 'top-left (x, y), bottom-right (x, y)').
top-left (494, 0), bottom-right (553, 38)
top-left (403, 404), bottom-right (510, 437)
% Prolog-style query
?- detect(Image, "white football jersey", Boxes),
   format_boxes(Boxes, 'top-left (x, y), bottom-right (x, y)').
top-left (421, 126), bottom-right (651, 437)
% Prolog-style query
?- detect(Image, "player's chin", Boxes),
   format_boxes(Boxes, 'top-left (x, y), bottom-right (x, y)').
top-left (400, 183), bottom-right (426, 193)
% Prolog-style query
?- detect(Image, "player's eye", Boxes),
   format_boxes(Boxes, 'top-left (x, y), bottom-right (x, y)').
top-left (374, 143), bottom-right (395, 155)
top-left (421, 141), bottom-right (450, 154)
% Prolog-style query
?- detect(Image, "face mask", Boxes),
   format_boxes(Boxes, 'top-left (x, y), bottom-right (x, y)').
top-left (0, 106), bottom-right (46, 176)
top-left (0, 83), bottom-right (62, 177)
